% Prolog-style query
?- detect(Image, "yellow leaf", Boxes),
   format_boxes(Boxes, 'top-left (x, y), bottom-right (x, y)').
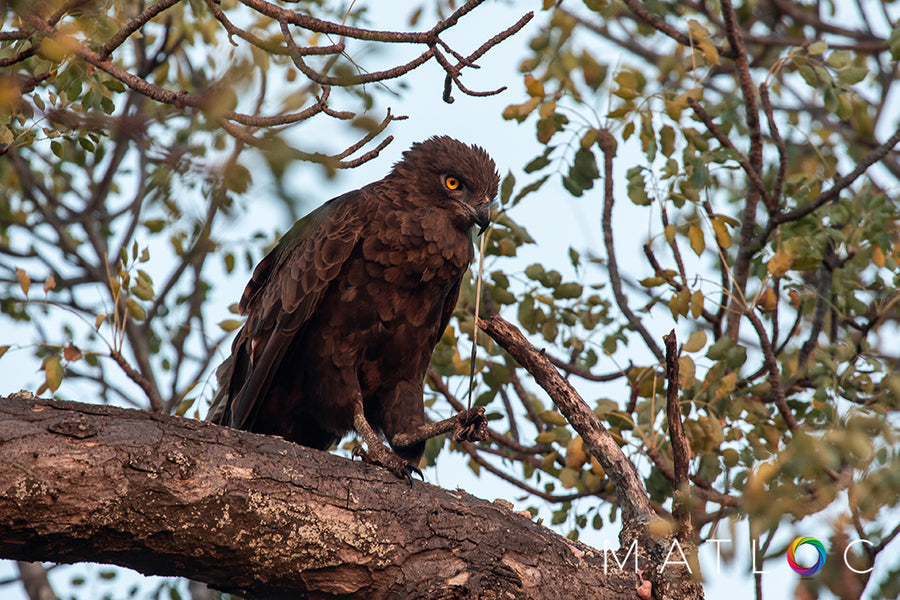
top-left (639, 276), bottom-right (666, 288)
top-left (711, 218), bottom-right (733, 249)
top-left (580, 128), bottom-right (598, 150)
top-left (0, 345), bottom-right (9, 360)
top-left (218, 319), bottom-right (243, 332)
top-left (664, 224), bottom-right (676, 244)
top-left (43, 274), bottom-right (56, 293)
top-left (538, 100), bottom-right (556, 119)
top-left (669, 288), bottom-right (690, 319)
top-left (565, 436), bottom-right (587, 469)
top-left (688, 20), bottom-right (720, 65)
top-left (716, 372), bottom-right (737, 400)
top-left (95, 313), bottom-right (107, 329)
top-left (524, 74), bottom-right (545, 98)
top-left (688, 225), bottom-right (705, 256)
top-left (683, 330), bottom-right (707, 353)
top-left (15, 268), bottom-right (30, 296)
top-left (44, 355), bottom-right (63, 392)
top-left (559, 467), bottom-right (579, 489)
top-left (872, 245), bottom-right (885, 268)
top-left (536, 431), bottom-right (557, 444)
top-left (690, 290), bottom-right (704, 318)
top-left (679, 355), bottom-right (696, 387)
top-left (175, 397), bottom-right (196, 417)
top-left (767, 250), bottom-right (794, 277)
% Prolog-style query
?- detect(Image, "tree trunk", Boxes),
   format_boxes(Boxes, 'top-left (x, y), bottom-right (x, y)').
top-left (0, 392), bottom-right (643, 599)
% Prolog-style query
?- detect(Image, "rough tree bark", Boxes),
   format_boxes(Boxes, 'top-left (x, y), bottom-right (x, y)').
top-left (0, 392), bottom-right (642, 599)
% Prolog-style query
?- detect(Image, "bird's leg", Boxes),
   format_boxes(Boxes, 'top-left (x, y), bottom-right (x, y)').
top-left (351, 407), bottom-right (422, 483)
top-left (389, 406), bottom-right (489, 450)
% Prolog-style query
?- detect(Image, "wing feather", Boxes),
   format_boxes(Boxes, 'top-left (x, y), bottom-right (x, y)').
top-left (210, 189), bottom-right (366, 429)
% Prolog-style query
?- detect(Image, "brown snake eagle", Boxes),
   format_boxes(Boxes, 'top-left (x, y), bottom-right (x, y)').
top-left (208, 136), bottom-right (498, 480)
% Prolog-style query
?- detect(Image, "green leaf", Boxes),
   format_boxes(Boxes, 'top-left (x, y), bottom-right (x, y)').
top-left (838, 66), bottom-right (867, 85)
top-left (524, 150), bottom-right (552, 174)
top-left (524, 263), bottom-right (545, 281)
top-left (705, 336), bottom-right (734, 360)
top-left (626, 166), bottom-right (650, 206)
top-left (513, 175), bottom-right (549, 205)
top-left (553, 282), bottom-right (583, 299)
top-left (540, 410), bottom-right (568, 427)
top-left (126, 298), bottom-right (146, 321)
top-left (890, 24), bottom-right (900, 60)
top-left (500, 171), bottom-right (515, 205)
top-left (808, 40), bottom-right (827, 55)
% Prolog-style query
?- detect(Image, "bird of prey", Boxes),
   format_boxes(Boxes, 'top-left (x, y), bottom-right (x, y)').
top-left (208, 136), bottom-right (497, 479)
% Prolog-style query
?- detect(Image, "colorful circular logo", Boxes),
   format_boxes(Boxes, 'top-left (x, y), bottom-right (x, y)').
top-left (787, 536), bottom-right (826, 575)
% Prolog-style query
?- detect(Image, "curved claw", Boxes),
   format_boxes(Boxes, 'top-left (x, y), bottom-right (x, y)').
top-left (401, 462), bottom-right (424, 484)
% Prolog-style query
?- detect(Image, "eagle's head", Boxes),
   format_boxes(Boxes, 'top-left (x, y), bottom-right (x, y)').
top-left (392, 136), bottom-right (499, 234)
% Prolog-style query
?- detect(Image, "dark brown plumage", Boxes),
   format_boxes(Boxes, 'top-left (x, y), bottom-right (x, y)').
top-left (208, 136), bottom-right (498, 478)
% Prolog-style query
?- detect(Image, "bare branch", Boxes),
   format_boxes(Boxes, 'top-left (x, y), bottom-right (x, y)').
top-left (478, 314), bottom-right (655, 529)
top-left (662, 331), bottom-right (690, 498)
top-left (98, 0), bottom-right (183, 61)
top-left (597, 131), bottom-right (665, 363)
top-left (744, 309), bottom-right (798, 431)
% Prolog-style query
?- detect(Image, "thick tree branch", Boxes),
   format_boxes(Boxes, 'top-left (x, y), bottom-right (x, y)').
top-left (0, 393), bottom-right (640, 600)
top-left (477, 315), bottom-right (655, 533)
top-left (478, 317), bottom-right (703, 599)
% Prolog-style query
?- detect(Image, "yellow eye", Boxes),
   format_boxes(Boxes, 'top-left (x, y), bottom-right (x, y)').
top-left (445, 176), bottom-right (460, 190)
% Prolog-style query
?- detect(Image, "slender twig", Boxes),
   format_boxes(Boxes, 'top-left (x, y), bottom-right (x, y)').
top-left (720, 0), bottom-right (765, 341)
top-left (99, 0), bottom-right (183, 60)
top-left (687, 96), bottom-right (773, 211)
top-left (497, 386), bottom-right (520, 443)
top-left (109, 348), bottom-right (163, 412)
top-left (505, 358), bottom-right (545, 431)
top-left (546, 353), bottom-right (628, 383)
top-left (773, 125), bottom-right (900, 226)
top-left (744, 309), bottom-right (797, 431)
top-left (794, 246), bottom-right (837, 375)
top-left (464, 443), bottom-right (602, 504)
top-left (597, 131), bottom-right (664, 362)
top-left (759, 83), bottom-right (786, 208)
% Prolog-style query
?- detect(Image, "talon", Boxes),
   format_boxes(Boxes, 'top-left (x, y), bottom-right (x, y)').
top-left (352, 444), bottom-right (422, 485)
top-left (404, 462), bottom-right (424, 483)
top-left (453, 407), bottom-right (489, 443)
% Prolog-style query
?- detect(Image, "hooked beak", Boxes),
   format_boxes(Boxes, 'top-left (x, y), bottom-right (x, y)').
top-left (474, 201), bottom-right (492, 235)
